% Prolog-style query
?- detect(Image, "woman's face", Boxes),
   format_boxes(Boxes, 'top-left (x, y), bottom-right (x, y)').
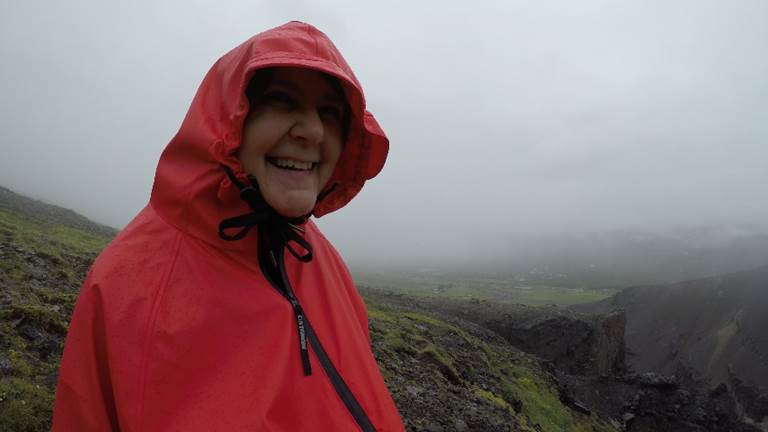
top-left (238, 67), bottom-right (347, 218)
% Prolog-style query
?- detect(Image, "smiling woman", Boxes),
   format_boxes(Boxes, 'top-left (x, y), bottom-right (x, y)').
top-left (51, 21), bottom-right (403, 431)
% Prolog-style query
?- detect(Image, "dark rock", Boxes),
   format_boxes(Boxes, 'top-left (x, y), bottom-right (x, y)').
top-left (617, 372), bottom-right (678, 388)
top-left (406, 297), bottom-right (627, 376)
top-left (405, 385), bottom-right (422, 397)
top-left (18, 323), bottom-right (43, 341)
top-left (453, 419), bottom-right (468, 431)
top-left (728, 370), bottom-right (768, 425)
top-left (34, 338), bottom-right (60, 361)
top-left (44, 371), bottom-right (59, 389)
top-left (510, 397), bottom-right (523, 413)
top-left (557, 364), bottom-right (763, 432)
top-left (0, 356), bottom-right (12, 375)
top-left (425, 422), bottom-right (444, 432)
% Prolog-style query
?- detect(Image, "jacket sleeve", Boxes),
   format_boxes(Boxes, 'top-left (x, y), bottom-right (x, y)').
top-left (51, 274), bottom-right (120, 431)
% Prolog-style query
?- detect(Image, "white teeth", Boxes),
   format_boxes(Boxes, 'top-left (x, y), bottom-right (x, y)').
top-left (273, 158), bottom-right (314, 170)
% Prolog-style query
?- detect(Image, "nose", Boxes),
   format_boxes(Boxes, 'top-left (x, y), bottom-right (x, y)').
top-left (289, 108), bottom-right (324, 146)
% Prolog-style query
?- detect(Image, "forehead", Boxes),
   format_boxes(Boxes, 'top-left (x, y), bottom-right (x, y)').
top-left (267, 67), bottom-right (345, 102)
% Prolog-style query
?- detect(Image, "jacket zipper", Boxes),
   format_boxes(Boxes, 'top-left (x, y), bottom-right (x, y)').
top-left (259, 245), bottom-right (376, 432)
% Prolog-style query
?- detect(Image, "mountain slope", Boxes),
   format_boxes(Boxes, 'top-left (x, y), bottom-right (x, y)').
top-left (0, 186), bottom-right (116, 238)
top-left (0, 190), bottom-right (112, 431)
top-left (365, 290), bottom-right (616, 431)
top-left (574, 265), bottom-right (768, 388)
top-left (573, 266), bottom-right (768, 428)
top-left (4, 186), bottom-right (762, 431)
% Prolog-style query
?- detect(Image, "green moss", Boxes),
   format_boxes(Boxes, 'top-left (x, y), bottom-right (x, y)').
top-left (497, 365), bottom-right (615, 432)
top-left (0, 209), bottom-right (109, 260)
top-left (474, 387), bottom-right (512, 410)
top-left (402, 311), bottom-right (447, 327)
top-left (418, 345), bottom-right (461, 384)
top-left (0, 377), bottom-right (54, 432)
top-left (5, 350), bottom-right (34, 377)
top-left (31, 287), bottom-right (77, 307)
top-left (368, 297), bottom-right (617, 431)
top-left (367, 307), bottom-right (397, 322)
top-left (6, 304), bottom-right (69, 334)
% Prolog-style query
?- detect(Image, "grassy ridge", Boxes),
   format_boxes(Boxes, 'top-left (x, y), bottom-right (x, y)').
top-left (0, 208), bottom-right (111, 431)
top-left (357, 271), bottom-right (619, 306)
top-left (367, 296), bottom-right (617, 431)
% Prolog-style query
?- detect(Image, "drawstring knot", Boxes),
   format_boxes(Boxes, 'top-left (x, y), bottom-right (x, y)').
top-left (217, 165), bottom-right (313, 262)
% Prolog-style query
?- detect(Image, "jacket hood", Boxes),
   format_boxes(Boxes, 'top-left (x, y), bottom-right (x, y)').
top-left (150, 21), bottom-right (388, 249)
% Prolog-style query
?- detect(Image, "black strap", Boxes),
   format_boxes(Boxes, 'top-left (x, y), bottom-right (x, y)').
top-left (307, 321), bottom-right (376, 431)
top-left (218, 165), bottom-right (313, 262)
top-left (223, 167), bottom-right (375, 429)
top-left (218, 165), bottom-right (314, 375)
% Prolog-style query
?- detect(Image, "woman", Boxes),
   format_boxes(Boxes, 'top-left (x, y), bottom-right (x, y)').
top-left (53, 21), bottom-right (404, 431)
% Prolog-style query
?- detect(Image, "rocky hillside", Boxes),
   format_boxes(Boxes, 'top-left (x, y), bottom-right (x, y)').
top-left (0, 190), bottom-right (112, 431)
top-left (370, 290), bottom-right (765, 432)
top-left (0, 187), bottom-right (617, 431)
top-left (364, 290), bottom-right (616, 431)
top-left (1, 186), bottom-right (763, 431)
top-left (394, 296), bottom-right (626, 376)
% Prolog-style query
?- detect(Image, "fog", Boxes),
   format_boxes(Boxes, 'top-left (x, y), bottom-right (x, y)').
top-left (1, 0), bottom-right (767, 269)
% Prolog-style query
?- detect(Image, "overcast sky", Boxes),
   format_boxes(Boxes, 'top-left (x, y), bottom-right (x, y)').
top-left (1, 0), bottom-right (767, 268)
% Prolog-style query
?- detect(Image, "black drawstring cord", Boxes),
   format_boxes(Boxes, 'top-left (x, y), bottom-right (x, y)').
top-left (218, 164), bottom-right (314, 375)
top-left (218, 165), bottom-right (312, 262)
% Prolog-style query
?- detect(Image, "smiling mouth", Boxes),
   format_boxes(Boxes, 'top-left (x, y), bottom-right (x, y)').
top-left (266, 157), bottom-right (317, 171)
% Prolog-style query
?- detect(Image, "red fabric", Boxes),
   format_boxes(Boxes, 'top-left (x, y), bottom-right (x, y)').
top-left (52, 21), bottom-right (403, 431)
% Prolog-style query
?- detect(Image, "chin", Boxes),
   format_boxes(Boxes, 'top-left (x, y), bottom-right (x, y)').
top-left (276, 208), bottom-right (312, 218)
top-left (269, 197), bottom-right (316, 218)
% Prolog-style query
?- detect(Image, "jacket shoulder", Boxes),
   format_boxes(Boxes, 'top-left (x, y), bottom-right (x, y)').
top-left (87, 205), bottom-right (183, 303)
top-left (54, 206), bottom-right (185, 430)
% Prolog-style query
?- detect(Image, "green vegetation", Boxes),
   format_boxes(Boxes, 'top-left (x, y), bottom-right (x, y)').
top-left (708, 321), bottom-right (739, 373)
top-left (367, 300), bottom-right (617, 431)
top-left (1, 196), bottom-right (617, 431)
top-left (0, 377), bottom-right (54, 432)
top-left (0, 208), bottom-right (112, 431)
top-left (0, 209), bottom-right (108, 259)
top-left (357, 271), bottom-right (619, 306)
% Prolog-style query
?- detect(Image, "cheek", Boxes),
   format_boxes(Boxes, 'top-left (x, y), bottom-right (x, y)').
top-left (324, 133), bottom-right (345, 166)
top-left (237, 142), bottom-right (264, 175)
top-left (238, 117), bottom-right (274, 170)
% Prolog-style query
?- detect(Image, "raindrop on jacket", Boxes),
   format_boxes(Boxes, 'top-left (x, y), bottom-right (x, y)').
top-left (52, 21), bottom-right (404, 432)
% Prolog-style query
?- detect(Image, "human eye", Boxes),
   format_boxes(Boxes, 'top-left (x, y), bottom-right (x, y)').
top-left (262, 90), bottom-right (296, 108)
top-left (318, 104), bottom-right (344, 123)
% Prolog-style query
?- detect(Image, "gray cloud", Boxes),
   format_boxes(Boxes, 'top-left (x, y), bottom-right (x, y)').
top-left (1, 0), bottom-right (766, 268)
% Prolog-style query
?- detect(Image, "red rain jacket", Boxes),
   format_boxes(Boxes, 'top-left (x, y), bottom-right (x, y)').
top-left (52, 22), bottom-right (404, 431)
